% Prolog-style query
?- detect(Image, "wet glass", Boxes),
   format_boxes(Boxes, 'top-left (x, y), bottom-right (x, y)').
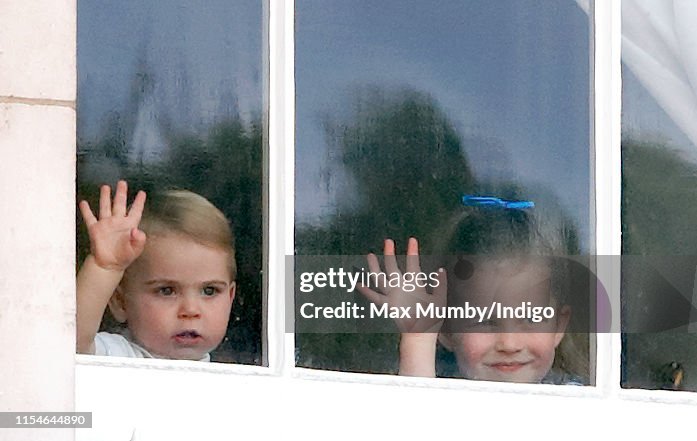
top-left (295, 0), bottom-right (592, 383)
top-left (77, 1), bottom-right (264, 364)
top-left (621, 0), bottom-right (697, 391)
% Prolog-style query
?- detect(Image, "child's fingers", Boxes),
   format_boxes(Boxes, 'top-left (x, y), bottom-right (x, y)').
top-left (112, 180), bottom-right (128, 217)
top-left (99, 184), bottom-right (112, 219)
top-left (383, 239), bottom-right (400, 275)
top-left (127, 190), bottom-right (147, 222)
top-left (366, 253), bottom-right (381, 274)
top-left (405, 237), bottom-right (421, 274)
top-left (366, 253), bottom-right (386, 292)
top-left (78, 200), bottom-right (98, 227)
top-left (130, 228), bottom-right (147, 251)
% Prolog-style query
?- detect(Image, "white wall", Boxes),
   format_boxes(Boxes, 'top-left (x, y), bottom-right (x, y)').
top-left (75, 361), bottom-right (697, 441)
top-left (0, 1), bottom-right (76, 441)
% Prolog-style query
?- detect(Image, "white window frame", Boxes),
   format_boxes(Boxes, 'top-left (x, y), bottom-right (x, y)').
top-left (3, 1), bottom-right (697, 440)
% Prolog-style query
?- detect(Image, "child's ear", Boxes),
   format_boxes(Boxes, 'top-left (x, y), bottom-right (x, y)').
top-left (107, 287), bottom-right (129, 323)
top-left (554, 305), bottom-right (571, 347)
top-left (438, 332), bottom-right (456, 352)
top-left (228, 282), bottom-right (236, 302)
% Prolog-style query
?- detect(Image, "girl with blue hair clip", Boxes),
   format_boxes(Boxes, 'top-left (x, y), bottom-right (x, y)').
top-left (357, 195), bottom-right (589, 385)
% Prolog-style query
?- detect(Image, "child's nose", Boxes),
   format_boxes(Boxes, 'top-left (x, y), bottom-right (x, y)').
top-left (178, 293), bottom-right (201, 319)
top-left (494, 333), bottom-right (524, 353)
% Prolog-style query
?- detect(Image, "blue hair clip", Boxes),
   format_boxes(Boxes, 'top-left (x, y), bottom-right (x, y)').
top-left (461, 195), bottom-right (534, 210)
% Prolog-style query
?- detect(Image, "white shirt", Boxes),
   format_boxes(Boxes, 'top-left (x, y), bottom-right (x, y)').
top-left (94, 332), bottom-right (211, 362)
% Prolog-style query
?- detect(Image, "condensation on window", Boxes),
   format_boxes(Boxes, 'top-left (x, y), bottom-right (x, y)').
top-left (295, 0), bottom-right (592, 385)
top-left (621, 0), bottom-right (697, 392)
top-left (77, 0), bottom-right (264, 365)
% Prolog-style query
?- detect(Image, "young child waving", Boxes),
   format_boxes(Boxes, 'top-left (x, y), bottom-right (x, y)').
top-left (358, 199), bottom-right (588, 384)
top-left (77, 180), bottom-right (236, 361)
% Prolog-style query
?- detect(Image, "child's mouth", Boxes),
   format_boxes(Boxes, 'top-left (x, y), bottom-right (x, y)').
top-left (174, 330), bottom-right (203, 344)
top-left (488, 361), bottom-right (530, 372)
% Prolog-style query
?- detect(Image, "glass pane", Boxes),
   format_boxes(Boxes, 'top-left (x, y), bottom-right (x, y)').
top-left (295, 0), bottom-right (592, 384)
top-left (621, 0), bottom-right (697, 391)
top-left (76, 1), bottom-right (264, 365)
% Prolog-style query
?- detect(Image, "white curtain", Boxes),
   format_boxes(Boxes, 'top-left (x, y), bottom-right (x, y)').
top-left (577, 0), bottom-right (697, 148)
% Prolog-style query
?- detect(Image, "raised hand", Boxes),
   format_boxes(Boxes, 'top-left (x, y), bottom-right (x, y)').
top-left (79, 180), bottom-right (147, 272)
top-left (357, 237), bottom-right (447, 333)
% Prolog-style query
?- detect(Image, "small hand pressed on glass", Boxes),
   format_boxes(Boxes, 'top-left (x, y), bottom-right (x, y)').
top-left (356, 237), bottom-right (447, 333)
top-left (78, 180), bottom-right (147, 272)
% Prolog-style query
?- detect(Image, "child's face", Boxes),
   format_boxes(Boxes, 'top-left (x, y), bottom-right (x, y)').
top-left (443, 259), bottom-right (568, 383)
top-left (110, 234), bottom-right (235, 360)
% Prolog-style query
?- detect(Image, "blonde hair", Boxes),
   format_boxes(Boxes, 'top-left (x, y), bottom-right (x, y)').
top-left (137, 190), bottom-right (237, 280)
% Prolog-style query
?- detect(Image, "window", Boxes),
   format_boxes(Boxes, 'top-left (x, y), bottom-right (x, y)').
top-left (621, 0), bottom-right (697, 392)
top-left (294, 0), bottom-right (594, 385)
top-left (76, 0), bottom-right (265, 365)
top-left (3, 1), bottom-right (697, 440)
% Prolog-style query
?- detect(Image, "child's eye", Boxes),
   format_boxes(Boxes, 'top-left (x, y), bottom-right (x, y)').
top-left (158, 286), bottom-right (175, 296)
top-left (463, 319), bottom-right (497, 330)
top-left (478, 319), bottom-right (498, 329)
top-left (202, 286), bottom-right (219, 296)
top-left (524, 316), bottom-right (550, 325)
top-left (524, 317), bottom-right (537, 324)
top-left (519, 317), bottom-right (554, 331)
